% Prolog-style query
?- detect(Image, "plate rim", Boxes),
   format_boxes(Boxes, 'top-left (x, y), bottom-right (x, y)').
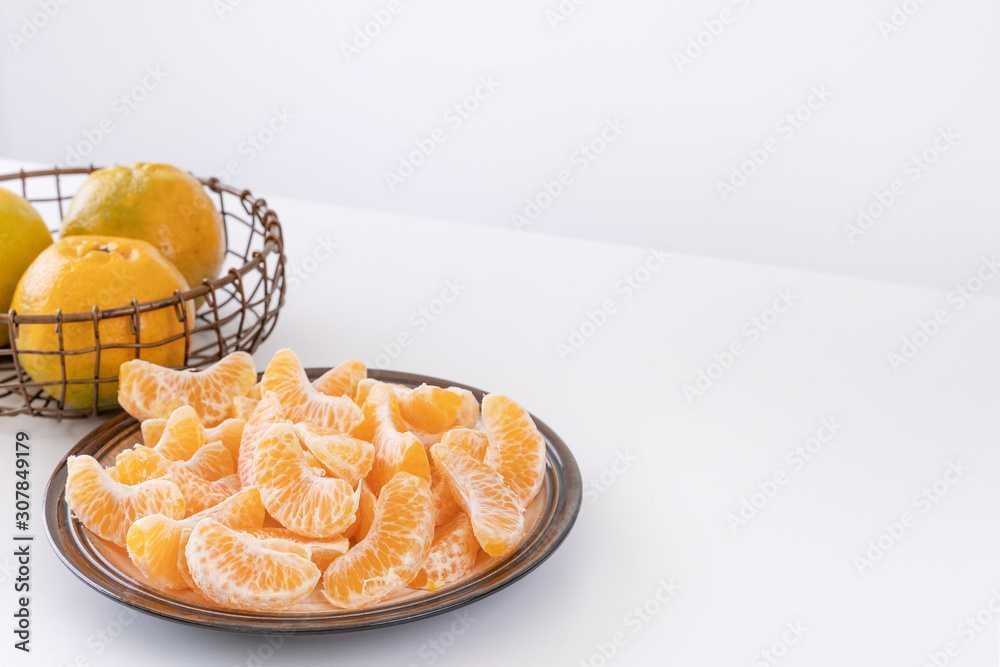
top-left (43, 368), bottom-right (582, 634)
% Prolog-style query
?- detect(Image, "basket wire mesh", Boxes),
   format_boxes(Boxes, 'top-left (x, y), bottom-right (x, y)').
top-left (0, 166), bottom-right (286, 419)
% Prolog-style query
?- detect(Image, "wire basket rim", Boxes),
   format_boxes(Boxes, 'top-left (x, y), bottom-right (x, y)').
top-left (0, 164), bottom-right (283, 327)
top-left (0, 163), bottom-right (287, 419)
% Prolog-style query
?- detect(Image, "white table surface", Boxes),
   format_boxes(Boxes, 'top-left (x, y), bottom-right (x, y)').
top-left (1, 157), bottom-right (998, 666)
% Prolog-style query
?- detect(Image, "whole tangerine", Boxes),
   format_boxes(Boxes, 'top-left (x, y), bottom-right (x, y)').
top-left (60, 163), bottom-right (226, 289)
top-left (11, 235), bottom-right (194, 408)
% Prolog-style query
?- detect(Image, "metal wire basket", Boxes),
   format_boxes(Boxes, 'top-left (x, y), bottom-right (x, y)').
top-left (0, 166), bottom-right (286, 419)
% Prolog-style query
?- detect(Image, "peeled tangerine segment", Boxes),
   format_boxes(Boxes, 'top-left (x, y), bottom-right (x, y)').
top-left (127, 514), bottom-right (192, 590)
top-left (232, 395), bottom-right (260, 421)
top-left (118, 351), bottom-right (258, 428)
top-left (254, 422), bottom-right (357, 538)
top-left (171, 470), bottom-right (240, 516)
top-left (140, 418), bottom-right (168, 447)
top-left (181, 440), bottom-right (236, 482)
top-left (364, 383), bottom-right (431, 495)
top-left (415, 512), bottom-right (480, 590)
top-left (140, 414), bottom-right (241, 478)
top-left (293, 422), bottom-right (374, 486)
top-left (430, 444), bottom-right (525, 558)
top-left (126, 487), bottom-right (265, 590)
top-left (110, 444), bottom-right (171, 484)
top-left (260, 348), bottom-right (363, 434)
top-left (482, 394), bottom-right (547, 508)
top-left (65, 455), bottom-right (185, 547)
top-left (440, 428), bottom-right (488, 462)
top-left (322, 472), bottom-right (434, 609)
top-left (185, 518), bottom-right (320, 612)
top-left (241, 527), bottom-right (349, 570)
top-left (342, 480), bottom-right (377, 544)
top-left (400, 386), bottom-right (480, 447)
top-left (430, 457), bottom-right (462, 527)
top-left (398, 385), bottom-right (464, 433)
top-left (153, 405), bottom-right (206, 461)
top-left (238, 394), bottom-right (284, 488)
top-left (352, 378), bottom-right (379, 406)
top-left (449, 387), bottom-right (480, 428)
top-left (312, 358), bottom-right (367, 398)
top-left (111, 445), bottom-right (240, 516)
top-left (205, 418), bottom-right (245, 463)
top-left (112, 440), bottom-right (233, 484)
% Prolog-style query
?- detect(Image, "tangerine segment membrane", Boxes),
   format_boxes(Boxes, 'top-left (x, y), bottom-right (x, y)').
top-left (343, 481), bottom-right (377, 544)
top-left (313, 359), bottom-right (367, 398)
top-left (153, 405), bottom-right (206, 462)
top-left (364, 384), bottom-right (431, 495)
top-left (185, 518), bottom-right (320, 612)
top-left (118, 352), bottom-right (257, 428)
top-left (254, 422), bottom-right (357, 538)
top-left (237, 394), bottom-right (283, 488)
top-left (127, 487), bottom-right (266, 590)
top-left (440, 428), bottom-right (488, 462)
top-left (241, 527), bottom-right (348, 570)
top-left (65, 455), bottom-right (185, 547)
top-left (294, 422), bottom-right (374, 486)
top-left (321, 472), bottom-right (434, 609)
top-left (416, 512), bottom-right (480, 590)
top-left (482, 394), bottom-right (547, 508)
top-left (260, 349), bottom-right (363, 433)
top-left (430, 444), bottom-right (525, 558)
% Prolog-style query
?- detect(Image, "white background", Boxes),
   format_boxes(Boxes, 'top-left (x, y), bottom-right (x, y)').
top-left (0, 0), bottom-right (997, 289)
top-left (1, 3), bottom-right (1000, 666)
top-left (1, 155), bottom-right (999, 666)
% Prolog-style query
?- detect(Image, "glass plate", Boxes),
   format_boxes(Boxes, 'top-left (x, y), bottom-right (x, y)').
top-left (43, 369), bottom-right (582, 634)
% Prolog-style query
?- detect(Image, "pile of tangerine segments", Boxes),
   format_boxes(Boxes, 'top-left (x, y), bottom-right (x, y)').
top-left (63, 349), bottom-right (547, 611)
